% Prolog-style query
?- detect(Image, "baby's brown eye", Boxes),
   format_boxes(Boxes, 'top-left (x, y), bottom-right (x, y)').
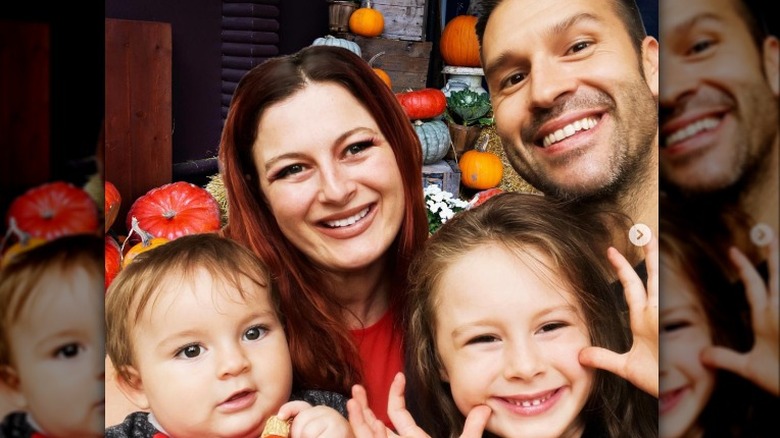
top-left (181, 345), bottom-right (201, 358)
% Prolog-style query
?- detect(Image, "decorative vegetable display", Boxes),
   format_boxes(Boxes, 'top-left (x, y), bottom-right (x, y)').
top-left (311, 35), bottom-right (362, 57)
top-left (6, 181), bottom-right (99, 241)
top-left (125, 181), bottom-right (221, 241)
top-left (349, 1), bottom-right (384, 38)
top-left (395, 88), bottom-right (447, 120)
top-left (459, 131), bottom-right (503, 189)
top-left (105, 180), bottom-right (121, 232)
top-left (413, 120), bottom-right (451, 164)
top-left (121, 216), bottom-right (169, 268)
top-left (445, 89), bottom-right (493, 127)
top-left (368, 52), bottom-right (391, 88)
top-left (105, 234), bottom-right (122, 290)
top-left (440, 15), bottom-right (481, 67)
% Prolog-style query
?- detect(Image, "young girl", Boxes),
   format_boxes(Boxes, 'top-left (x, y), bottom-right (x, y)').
top-left (659, 203), bottom-right (778, 438)
top-left (349, 192), bottom-right (658, 437)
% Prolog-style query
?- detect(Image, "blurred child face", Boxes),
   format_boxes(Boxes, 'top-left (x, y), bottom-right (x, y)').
top-left (659, 261), bottom-right (715, 438)
top-left (435, 243), bottom-right (593, 438)
top-left (5, 267), bottom-right (104, 437)
top-left (123, 269), bottom-right (292, 438)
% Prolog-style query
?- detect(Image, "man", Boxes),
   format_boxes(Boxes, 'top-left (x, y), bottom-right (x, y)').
top-left (475, 0), bottom-right (660, 264)
top-left (659, 0), bottom-right (779, 255)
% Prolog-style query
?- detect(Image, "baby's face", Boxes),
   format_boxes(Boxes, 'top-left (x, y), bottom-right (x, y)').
top-left (6, 267), bottom-right (104, 437)
top-left (126, 269), bottom-right (292, 437)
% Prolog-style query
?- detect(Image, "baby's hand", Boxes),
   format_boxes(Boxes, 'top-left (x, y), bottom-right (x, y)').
top-left (277, 401), bottom-right (353, 438)
top-left (701, 237), bottom-right (779, 396)
top-left (347, 372), bottom-right (490, 438)
top-left (579, 236), bottom-right (659, 397)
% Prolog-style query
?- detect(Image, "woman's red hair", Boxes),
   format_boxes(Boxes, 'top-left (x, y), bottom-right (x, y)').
top-left (219, 46), bottom-right (428, 394)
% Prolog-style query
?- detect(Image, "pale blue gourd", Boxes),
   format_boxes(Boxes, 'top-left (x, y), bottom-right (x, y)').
top-left (311, 35), bottom-right (362, 57)
top-left (414, 120), bottom-right (451, 164)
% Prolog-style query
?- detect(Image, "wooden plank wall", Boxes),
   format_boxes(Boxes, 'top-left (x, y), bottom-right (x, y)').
top-left (349, 35), bottom-right (432, 93)
top-left (373, 0), bottom-right (427, 41)
top-left (0, 21), bottom-right (50, 215)
top-left (104, 18), bottom-right (172, 234)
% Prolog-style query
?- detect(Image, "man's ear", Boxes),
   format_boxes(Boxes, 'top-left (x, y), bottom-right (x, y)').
top-left (763, 36), bottom-right (779, 96)
top-left (641, 36), bottom-right (659, 97)
top-left (0, 365), bottom-right (27, 409)
top-left (114, 366), bottom-right (150, 410)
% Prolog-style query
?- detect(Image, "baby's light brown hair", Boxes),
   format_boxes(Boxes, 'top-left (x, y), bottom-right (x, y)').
top-left (0, 234), bottom-right (103, 368)
top-left (105, 233), bottom-right (277, 383)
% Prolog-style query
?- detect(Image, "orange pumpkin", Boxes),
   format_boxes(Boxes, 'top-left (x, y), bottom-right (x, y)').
top-left (368, 52), bottom-right (392, 88)
top-left (440, 15), bottom-right (481, 67)
top-left (458, 132), bottom-right (503, 189)
top-left (120, 216), bottom-right (169, 268)
top-left (349, 1), bottom-right (384, 38)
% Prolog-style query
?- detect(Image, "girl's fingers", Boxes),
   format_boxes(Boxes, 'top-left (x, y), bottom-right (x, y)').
top-left (386, 373), bottom-right (429, 437)
top-left (579, 346), bottom-right (623, 376)
top-left (347, 397), bottom-right (389, 438)
top-left (730, 246), bottom-right (769, 321)
top-left (607, 246), bottom-right (648, 314)
top-left (700, 346), bottom-right (749, 376)
top-left (460, 405), bottom-right (491, 438)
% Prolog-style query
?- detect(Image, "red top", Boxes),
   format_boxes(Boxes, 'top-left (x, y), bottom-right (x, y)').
top-left (351, 307), bottom-right (403, 429)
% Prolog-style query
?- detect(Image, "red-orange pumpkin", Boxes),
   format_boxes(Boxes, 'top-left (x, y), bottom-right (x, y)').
top-left (126, 181), bottom-right (221, 241)
top-left (395, 88), bottom-right (447, 120)
top-left (105, 234), bottom-right (122, 291)
top-left (440, 15), bottom-right (481, 67)
top-left (6, 181), bottom-right (100, 241)
top-left (105, 180), bottom-right (121, 232)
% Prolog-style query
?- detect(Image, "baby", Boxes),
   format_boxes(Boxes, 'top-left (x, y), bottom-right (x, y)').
top-left (0, 234), bottom-right (104, 437)
top-left (105, 233), bottom-right (352, 437)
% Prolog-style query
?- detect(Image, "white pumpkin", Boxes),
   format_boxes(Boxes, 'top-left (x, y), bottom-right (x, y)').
top-left (414, 120), bottom-right (451, 164)
top-left (311, 35), bottom-right (362, 57)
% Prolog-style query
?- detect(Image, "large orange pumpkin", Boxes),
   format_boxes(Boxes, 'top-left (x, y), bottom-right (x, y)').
top-left (440, 15), bottom-right (481, 67)
top-left (349, 1), bottom-right (384, 38)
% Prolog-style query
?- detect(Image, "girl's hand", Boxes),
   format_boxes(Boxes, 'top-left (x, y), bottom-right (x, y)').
top-left (347, 373), bottom-right (491, 438)
top-left (579, 235), bottom-right (659, 397)
top-left (278, 401), bottom-right (354, 438)
top-left (701, 237), bottom-right (779, 396)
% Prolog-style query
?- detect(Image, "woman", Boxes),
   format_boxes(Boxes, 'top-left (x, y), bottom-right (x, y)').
top-left (218, 45), bottom-right (429, 427)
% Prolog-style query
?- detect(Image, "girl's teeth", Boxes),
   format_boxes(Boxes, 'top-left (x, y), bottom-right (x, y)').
top-left (512, 392), bottom-right (552, 407)
top-left (542, 116), bottom-right (598, 147)
top-left (325, 207), bottom-right (369, 228)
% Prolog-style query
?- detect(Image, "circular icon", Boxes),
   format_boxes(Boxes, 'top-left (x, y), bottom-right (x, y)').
top-left (629, 223), bottom-right (652, 247)
top-left (750, 223), bottom-right (774, 247)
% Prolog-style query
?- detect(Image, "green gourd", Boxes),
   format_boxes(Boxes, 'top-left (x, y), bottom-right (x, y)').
top-left (414, 120), bottom-right (451, 164)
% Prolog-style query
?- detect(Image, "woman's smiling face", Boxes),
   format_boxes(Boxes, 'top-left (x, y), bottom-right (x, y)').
top-left (252, 82), bottom-right (405, 273)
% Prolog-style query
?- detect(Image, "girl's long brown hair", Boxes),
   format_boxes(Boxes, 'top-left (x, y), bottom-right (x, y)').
top-left (219, 45), bottom-right (428, 394)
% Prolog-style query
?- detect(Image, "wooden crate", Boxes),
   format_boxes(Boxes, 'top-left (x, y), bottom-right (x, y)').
top-left (348, 35), bottom-right (432, 93)
top-left (373, 0), bottom-right (427, 41)
top-left (422, 159), bottom-right (461, 195)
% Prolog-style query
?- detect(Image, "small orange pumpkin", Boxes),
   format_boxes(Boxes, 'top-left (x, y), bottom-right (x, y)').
top-left (368, 52), bottom-right (392, 88)
top-left (120, 216), bottom-right (169, 268)
top-left (440, 15), bottom-right (481, 67)
top-left (349, 1), bottom-right (384, 38)
top-left (458, 132), bottom-right (503, 189)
